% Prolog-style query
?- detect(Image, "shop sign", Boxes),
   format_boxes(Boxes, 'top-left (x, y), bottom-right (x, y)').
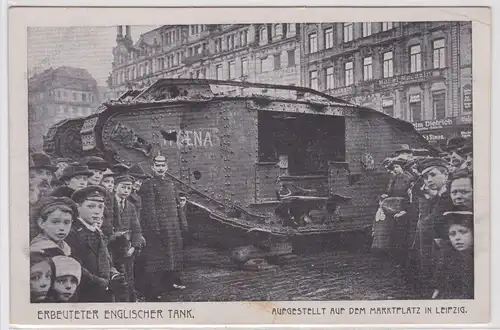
top-left (328, 86), bottom-right (354, 97)
top-left (378, 68), bottom-right (444, 88)
top-left (422, 133), bottom-right (447, 141)
top-left (457, 113), bottom-right (472, 125)
top-left (463, 84), bottom-right (473, 112)
top-left (382, 98), bottom-right (394, 107)
top-left (413, 118), bottom-right (455, 132)
top-left (409, 94), bottom-right (421, 103)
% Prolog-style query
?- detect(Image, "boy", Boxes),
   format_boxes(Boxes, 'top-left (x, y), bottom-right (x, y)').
top-left (114, 175), bottom-right (143, 302)
top-left (100, 168), bottom-right (116, 193)
top-left (51, 163), bottom-right (93, 198)
top-left (30, 251), bottom-right (54, 303)
top-left (65, 186), bottom-right (126, 302)
top-left (51, 255), bottom-right (82, 302)
top-left (30, 196), bottom-right (77, 256)
top-left (432, 211), bottom-right (474, 299)
top-left (84, 156), bottom-right (109, 186)
top-left (127, 164), bottom-right (151, 219)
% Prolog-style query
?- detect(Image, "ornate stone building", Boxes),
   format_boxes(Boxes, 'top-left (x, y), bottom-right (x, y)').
top-left (299, 21), bottom-right (473, 145)
top-left (109, 24), bottom-right (301, 97)
top-left (28, 66), bottom-right (101, 150)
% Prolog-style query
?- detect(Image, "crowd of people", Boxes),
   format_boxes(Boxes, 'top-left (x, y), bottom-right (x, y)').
top-left (371, 137), bottom-right (474, 299)
top-left (29, 152), bottom-right (188, 303)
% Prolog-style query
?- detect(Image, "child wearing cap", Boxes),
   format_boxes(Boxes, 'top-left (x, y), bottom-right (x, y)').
top-left (100, 168), bottom-right (116, 193)
top-left (30, 197), bottom-right (77, 256)
top-left (51, 256), bottom-right (82, 302)
top-left (113, 175), bottom-right (143, 302)
top-left (431, 211), bottom-right (474, 299)
top-left (65, 186), bottom-right (126, 302)
top-left (30, 251), bottom-right (55, 303)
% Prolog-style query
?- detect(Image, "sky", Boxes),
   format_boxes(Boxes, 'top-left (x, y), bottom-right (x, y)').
top-left (27, 25), bottom-right (160, 86)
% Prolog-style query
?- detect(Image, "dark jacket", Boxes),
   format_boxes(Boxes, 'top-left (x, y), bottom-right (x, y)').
top-left (128, 191), bottom-right (142, 219)
top-left (113, 197), bottom-right (142, 248)
top-left (65, 219), bottom-right (117, 302)
top-left (432, 244), bottom-right (474, 299)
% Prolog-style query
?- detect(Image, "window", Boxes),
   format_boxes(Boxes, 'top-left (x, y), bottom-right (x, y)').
top-left (433, 38), bottom-right (446, 69)
top-left (309, 70), bottom-right (318, 90)
top-left (287, 50), bottom-right (296, 67)
top-left (362, 23), bottom-right (372, 37)
top-left (324, 28), bottom-right (333, 49)
top-left (410, 45), bottom-right (422, 73)
top-left (383, 51), bottom-right (394, 78)
top-left (432, 91), bottom-right (446, 119)
top-left (240, 30), bottom-right (248, 46)
top-left (57, 91), bottom-right (61, 99)
top-left (226, 35), bottom-right (235, 50)
top-left (274, 54), bottom-right (281, 70)
top-left (260, 27), bottom-right (267, 44)
top-left (82, 93), bottom-right (87, 102)
top-left (73, 92), bottom-right (77, 100)
top-left (344, 61), bottom-right (354, 86)
top-left (363, 57), bottom-right (373, 80)
top-left (215, 38), bottom-right (222, 53)
top-left (382, 22), bottom-right (394, 31)
top-left (343, 23), bottom-right (354, 42)
top-left (287, 23), bottom-right (296, 36)
top-left (382, 99), bottom-right (394, 117)
top-left (325, 66), bottom-right (334, 89)
top-left (259, 58), bottom-right (265, 73)
top-left (228, 61), bottom-right (235, 79)
top-left (409, 94), bottom-right (422, 122)
top-left (309, 33), bottom-right (318, 53)
top-left (216, 64), bottom-right (223, 80)
top-left (241, 57), bottom-right (248, 76)
top-left (273, 24), bottom-right (282, 37)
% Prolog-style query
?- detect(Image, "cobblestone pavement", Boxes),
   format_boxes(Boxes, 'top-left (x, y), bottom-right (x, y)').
top-left (162, 243), bottom-right (422, 302)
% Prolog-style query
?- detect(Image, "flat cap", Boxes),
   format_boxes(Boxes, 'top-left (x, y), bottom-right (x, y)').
top-left (102, 168), bottom-right (116, 178)
top-left (443, 210), bottom-right (473, 229)
top-left (71, 185), bottom-right (107, 204)
top-left (416, 157), bottom-right (449, 175)
top-left (84, 156), bottom-right (109, 170)
top-left (115, 175), bottom-right (135, 185)
top-left (30, 153), bottom-right (58, 172)
top-left (60, 163), bottom-right (93, 181)
top-left (33, 196), bottom-right (78, 219)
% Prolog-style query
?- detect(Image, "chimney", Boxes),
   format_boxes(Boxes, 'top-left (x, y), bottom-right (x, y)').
top-left (125, 25), bottom-right (131, 39)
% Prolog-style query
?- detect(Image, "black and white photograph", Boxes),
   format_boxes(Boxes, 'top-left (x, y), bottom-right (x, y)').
top-left (7, 5), bottom-right (491, 326)
top-left (26, 20), bottom-right (476, 304)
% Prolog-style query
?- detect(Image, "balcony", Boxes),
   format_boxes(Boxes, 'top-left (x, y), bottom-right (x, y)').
top-left (182, 49), bottom-right (210, 65)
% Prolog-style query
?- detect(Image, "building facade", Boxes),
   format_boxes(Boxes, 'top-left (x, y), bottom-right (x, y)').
top-left (28, 66), bottom-right (101, 150)
top-left (109, 22), bottom-right (473, 147)
top-left (109, 24), bottom-right (301, 97)
top-left (300, 21), bottom-right (473, 145)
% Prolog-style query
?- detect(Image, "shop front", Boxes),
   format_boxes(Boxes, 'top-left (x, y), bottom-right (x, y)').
top-left (412, 113), bottom-right (472, 148)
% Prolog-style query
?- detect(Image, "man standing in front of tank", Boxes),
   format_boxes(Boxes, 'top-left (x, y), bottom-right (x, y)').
top-left (135, 152), bottom-right (188, 302)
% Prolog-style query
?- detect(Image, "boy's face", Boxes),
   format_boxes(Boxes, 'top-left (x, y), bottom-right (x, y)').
top-left (115, 182), bottom-right (133, 199)
top-left (78, 200), bottom-right (105, 226)
top-left (67, 175), bottom-right (88, 191)
top-left (423, 167), bottom-right (448, 191)
top-left (450, 178), bottom-right (473, 210)
top-left (101, 177), bottom-right (115, 193)
top-left (54, 275), bottom-right (78, 302)
top-left (88, 169), bottom-right (104, 186)
top-left (133, 179), bottom-right (143, 192)
top-left (37, 209), bottom-right (73, 242)
top-left (392, 164), bottom-right (403, 174)
top-left (30, 261), bottom-right (52, 301)
top-left (448, 224), bottom-right (473, 251)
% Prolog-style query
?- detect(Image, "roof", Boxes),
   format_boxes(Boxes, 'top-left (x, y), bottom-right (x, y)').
top-left (28, 66), bottom-right (98, 93)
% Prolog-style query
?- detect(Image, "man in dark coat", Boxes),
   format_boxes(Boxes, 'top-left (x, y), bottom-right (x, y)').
top-left (65, 186), bottom-right (126, 302)
top-left (136, 153), bottom-right (188, 301)
top-left (30, 152), bottom-right (58, 198)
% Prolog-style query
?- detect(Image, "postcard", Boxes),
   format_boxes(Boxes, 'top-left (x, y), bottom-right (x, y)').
top-left (8, 5), bottom-right (491, 326)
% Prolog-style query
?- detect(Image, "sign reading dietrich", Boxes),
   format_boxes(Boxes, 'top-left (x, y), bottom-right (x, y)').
top-left (412, 118), bottom-right (455, 132)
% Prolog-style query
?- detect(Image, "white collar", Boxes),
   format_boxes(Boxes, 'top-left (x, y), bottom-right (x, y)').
top-left (77, 217), bottom-right (99, 233)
